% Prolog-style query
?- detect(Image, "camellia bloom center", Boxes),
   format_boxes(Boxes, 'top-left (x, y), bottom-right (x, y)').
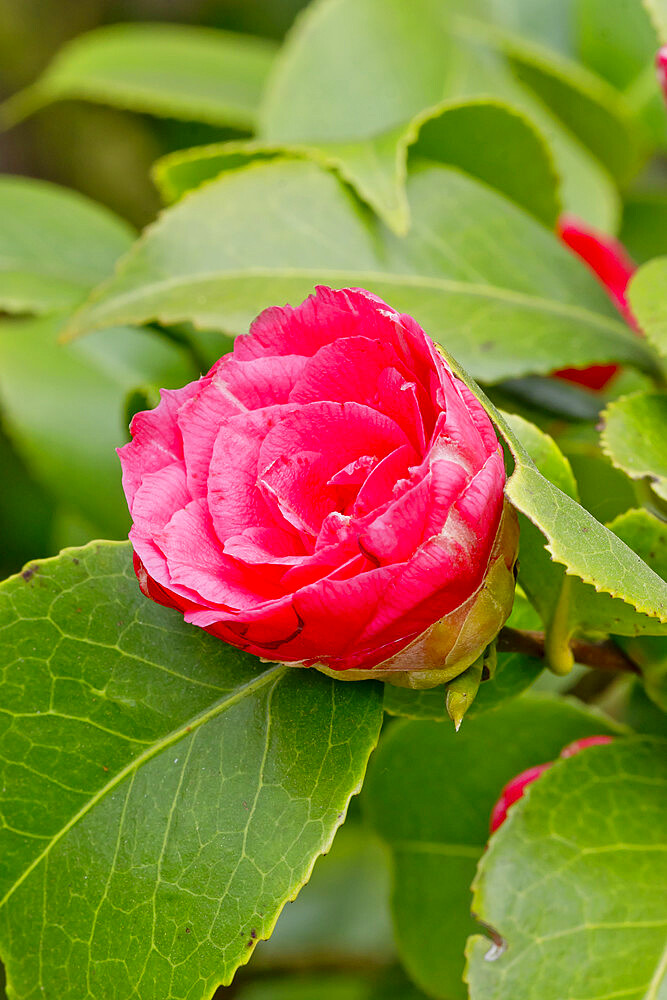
top-left (118, 287), bottom-right (518, 687)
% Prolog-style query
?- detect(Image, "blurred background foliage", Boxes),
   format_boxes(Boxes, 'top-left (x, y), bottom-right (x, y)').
top-left (0, 0), bottom-right (309, 226)
top-left (0, 0), bottom-right (308, 579)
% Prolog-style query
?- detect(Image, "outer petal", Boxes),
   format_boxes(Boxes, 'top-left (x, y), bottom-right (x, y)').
top-left (210, 353), bottom-right (309, 408)
top-left (206, 405), bottom-right (300, 543)
top-left (234, 287), bottom-right (401, 361)
top-left (156, 498), bottom-right (282, 608)
top-left (118, 382), bottom-right (202, 506)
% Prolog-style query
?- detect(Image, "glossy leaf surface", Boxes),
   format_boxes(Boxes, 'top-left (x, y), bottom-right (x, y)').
top-left (0, 176), bottom-right (133, 315)
top-left (601, 391), bottom-right (667, 502)
top-left (467, 738), bottom-right (667, 1000)
top-left (66, 159), bottom-right (654, 385)
top-left (0, 315), bottom-right (193, 537)
top-left (364, 696), bottom-right (622, 999)
top-left (1, 23), bottom-right (277, 131)
top-left (0, 542), bottom-right (383, 999)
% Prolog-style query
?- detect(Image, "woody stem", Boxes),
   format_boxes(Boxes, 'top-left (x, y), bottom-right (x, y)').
top-left (497, 627), bottom-right (640, 674)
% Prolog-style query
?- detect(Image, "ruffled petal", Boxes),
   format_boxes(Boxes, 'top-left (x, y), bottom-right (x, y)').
top-left (210, 353), bottom-right (309, 407)
top-left (118, 382), bottom-right (202, 506)
top-left (207, 404), bottom-right (300, 543)
top-left (157, 499), bottom-right (281, 608)
top-left (234, 287), bottom-right (401, 362)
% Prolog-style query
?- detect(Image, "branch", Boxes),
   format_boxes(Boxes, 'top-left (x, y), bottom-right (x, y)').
top-left (497, 627), bottom-right (640, 674)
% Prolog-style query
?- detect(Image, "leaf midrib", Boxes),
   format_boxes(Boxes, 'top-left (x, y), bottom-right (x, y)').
top-left (70, 267), bottom-right (630, 338)
top-left (0, 661), bottom-right (287, 911)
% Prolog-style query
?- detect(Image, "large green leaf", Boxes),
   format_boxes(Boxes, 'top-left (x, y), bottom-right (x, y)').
top-left (496, 28), bottom-right (646, 183)
top-left (601, 391), bottom-right (667, 502)
top-left (621, 195), bottom-right (667, 265)
top-left (363, 696), bottom-right (623, 1000)
top-left (0, 23), bottom-right (277, 131)
top-left (0, 314), bottom-right (193, 538)
top-left (258, 0), bottom-right (452, 232)
top-left (644, 0), bottom-right (667, 41)
top-left (495, 410), bottom-right (667, 641)
top-left (256, 0), bottom-right (620, 230)
top-left (409, 100), bottom-right (559, 226)
top-left (0, 176), bottom-right (134, 316)
top-left (154, 99), bottom-right (560, 228)
top-left (66, 159), bottom-right (655, 384)
top-left (629, 256), bottom-right (667, 358)
top-left (611, 508), bottom-right (667, 712)
top-left (466, 738), bottom-right (667, 1000)
top-left (0, 541), bottom-right (383, 1000)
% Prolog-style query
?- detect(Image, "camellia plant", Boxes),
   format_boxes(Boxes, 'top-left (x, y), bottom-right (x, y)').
top-left (0, 2), bottom-right (666, 1000)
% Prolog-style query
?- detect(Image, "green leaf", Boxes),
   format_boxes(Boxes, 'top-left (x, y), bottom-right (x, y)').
top-left (629, 256), bottom-right (667, 358)
top-left (611, 508), bottom-right (667, 712)
top-left (644, 0), bottom-right (667, 42)
top-left (0, 541), bottom-right (383, 1000)
top-left (410, 100), bottom-right (560, 226)
top-left (487, 0), bottom-right (574, 54)
top-left (154, 99), bottom-right (560, 228)
top-left (608, 507), bottom-right (667, 581)
top-left (497, 29), bottom-right (646, 183)
top-left (621, 195), bottom-right (667, 265)
top-left (428, 23), bottom-right (621, 230)
top-left (577, 0), bottom-right (660, 91)
top-left (66, 158), bottom-right (655, 385)
top-left (0, 314), bottom-right (193, 537)
top-left (601, 391), bottom-right (667, 502)
top-left (0, 176), bottom-right (134, 315)
top-left (363, 695), bottom-right (623, 1000)
top-left (466, 738), bottom-right (667, 1000)
top-left (559, 423), bottom-right (639, 523)
top-left (258, 0), bottom-right (452, 232)
top-left (256, 0), bottom-right (620, 231)
top-left (1, 23), bottom-right (277, 131)
top-left (490, 409), bottom-right (667, 638)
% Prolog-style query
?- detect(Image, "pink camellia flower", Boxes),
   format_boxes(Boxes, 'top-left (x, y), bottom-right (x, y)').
top-left (657, 48), bottom-right (667, 103)
top-left (555, 215), bottom-right (637, 391)
top-left (489, 735), bottom-right (614, 832)
top-left (119, 287), bottom-right (518, 688)
top-left (558, 734), bottom-right (614, 758)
